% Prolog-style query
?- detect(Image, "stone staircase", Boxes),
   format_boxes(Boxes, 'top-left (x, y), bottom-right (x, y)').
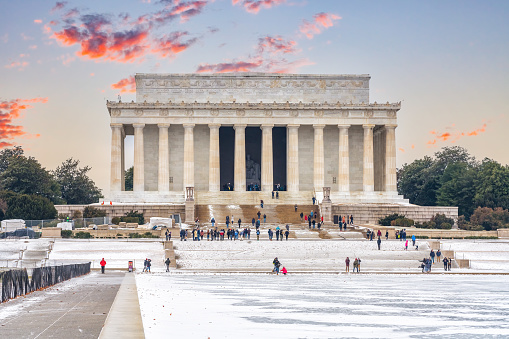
top-left (195, 204), bottom-right (320, 226)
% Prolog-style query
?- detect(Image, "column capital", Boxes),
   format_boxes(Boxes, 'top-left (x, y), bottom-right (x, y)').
top-left (133, 123), bottom-right (145, 129)
top-left (157, 123), bottom-right (170, 128)
top-left (208, 123), bottom-right (221, 129)
top-left (287, 124), bottom-right (300, 129)
top-left (385, 124), bottom-right (398, 129)
top-left (110, 123), bottom-right (123, 129)
top-left (260, 124), bottom-right (274, 129)
top-left (183, 123), bottom-right (195, 129)
top-left (234, 124), bottom-right (247, 130)
top-left (362, 124), bottom-right (375, 129)
top-left (313, 124), bottom-right (326, 129)
top-left (338, 124), bottom-right (351, 129)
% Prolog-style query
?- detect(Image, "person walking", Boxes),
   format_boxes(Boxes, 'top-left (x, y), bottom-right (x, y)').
top-left (100, 258), bottom-right (106, 274)
top-left (300, 212), bottom-right (304, 221)
top-left (385, 230), bottom-right (389, 240)
top-left (143, 258), bottom-right (148, 272)
top-left (256, 229), bottom-right (260, 240)
top-left (437, 249), bottom-right (442, 263)
top-left (257, 210), bottom-right (261, 219)
top-left (273, 257), bottom-right (281, 275)
top-left (443, 257), bottom-right (448, 271)
top-left (285, 229), bottom-right (289, 241)
top-left (345, 257), bottom-right (350, 272)
top-left (405, 240), bottom-right (408, 250)
top-left (263, 214), bottom-right (267, 223)
top-left (312, 196), bottom-right (316, 205)
top-left (294, 204), bottom-right (298, 212)
top-left (447, 258), bottom-right (452, 271)
top-left (411, 234), bottom-right (416, 247)
top-left (357, 258), bottom-right (362, 272)
top-left (211, 217), bottom-right (215, 228)
top-left (261, 200), bottom-right (264, 208)
top-left (276, 229), bottom-right (280, 241)
top-left (268, 229), bottom-right (273, 240)
top-left (165, 229), bottom-right (169, 241)
top-left (430, 249), bottom-right (436, 263)
top-left (164, 258), bottom-right (171, 272)
top-left (146, 259), bottom-right (152, 273)
top-left (238, 218), bottom-right (242, 228)
top-left (252, 217), bottom-right (255, 227)
top-left (377, 237), bottom-right (381, 250)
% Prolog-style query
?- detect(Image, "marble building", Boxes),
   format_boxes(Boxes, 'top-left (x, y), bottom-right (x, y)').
top-left (106, 73), bottom-right (408, 205)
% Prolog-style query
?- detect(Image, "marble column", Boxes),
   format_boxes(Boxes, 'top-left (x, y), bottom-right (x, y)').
top-left (287, 124), bottom-right (300, 192)
top-left (158, 123), bottom-right (170, 192)
top-left (234, 124), bottom-right (246, 191)
top-left (313, 124), bottom-right (325, 192)
top-left (385, 124), bottom-right (398, 192)
top-left (183, 124), bottom-right (195, 189)
top-left (110, 123), bottom-right (123, 193)
top-left (261, 124), bottom-right (273, 192)
top-left (121, 128), bottom-right (125, 191)
top-left (133, 123), bottom-right (145, 192)
top-left (338, 124), bottom-right (350, 192)
top-left (363, 124), bottom-right (375, 192)
top-left (208, 124), bottom-right (221, 192)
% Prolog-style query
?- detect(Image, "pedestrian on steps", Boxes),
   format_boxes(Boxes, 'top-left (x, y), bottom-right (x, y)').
top-left (412, 234), bottom-right (416, 247)
top-left (100, 258), bottom-right (106, 274)
top-left (405, 240), bottom-right (408, 250)
top-left (345, 257), bottom-right (350, 272)
top-left (377, 237), bottom-right (381, 250)
top-left (263, 214), bottom-right (266, 223)
top-left (430, 249), bottom-right (436, 263)
top-left (295, 204), bottom-right (298, 212)
top-left (385, 230), bottom-right (389, 240)
top-left (165, 258), bottom-right (170, 272)
top-left (437, 249), bottom-right (442, 263)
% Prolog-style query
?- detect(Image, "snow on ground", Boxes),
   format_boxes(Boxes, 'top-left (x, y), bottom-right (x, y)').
top-left (440, 239), bottom-right (509, 270)
top-left (0, 239), bottom-right (51, 267)
top-left (47, 239), bottom-right (166, 271)
top-left (136, 273), bottom-right (509, 338)
top-left (174, 239), bottom-right (431, 272)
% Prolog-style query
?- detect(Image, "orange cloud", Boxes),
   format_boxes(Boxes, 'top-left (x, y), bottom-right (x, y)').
top-left (232, 0), bottom-right (286, 14)
top-left (0, 97), bottom-right (47, 148)
top-left (299, 12), bottom-right (341, 39)
top-left (427, 123), bottom-right (488, 147)
top-left (111, 76), bottom-right (136, 93)
top-left (399, 148), bottom-right (405, 152)
top-left (34, 19), bottom-right (42, 24)
top-left (48, 2), bottom-right (209, 64)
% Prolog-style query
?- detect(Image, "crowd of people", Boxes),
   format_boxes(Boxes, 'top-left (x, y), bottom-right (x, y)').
top-left (344, 257), bottom-right (362, 273)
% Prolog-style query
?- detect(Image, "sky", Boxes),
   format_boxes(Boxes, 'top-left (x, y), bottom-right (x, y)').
top-left (1, 0), bottom-right (508, 195)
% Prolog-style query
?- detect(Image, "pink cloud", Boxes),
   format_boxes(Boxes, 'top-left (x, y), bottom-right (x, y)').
top-left (427, 123), bottom-right (488, 147)
top-left (299, 12), bottom-right (341, 39)
top-left (34, 19), bottom-right (42, 24)
top-left (4, 61), bottom-right (29, 71)
top-left (111, 76), bottom-right (136, 93)
top-left (0, 97), bottom-right (47, 148)
top-left (258, 35), bottom-right (298, 54)
top-left (152, 31), bottom-right (198, 58)
top-left (196, 59), bottom-right (264, 73)
top-left (232, 0), bottom-right (286, 14)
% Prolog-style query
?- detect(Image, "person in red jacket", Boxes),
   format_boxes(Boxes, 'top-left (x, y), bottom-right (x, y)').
top-left (100, 258), bottom-right (106, 274)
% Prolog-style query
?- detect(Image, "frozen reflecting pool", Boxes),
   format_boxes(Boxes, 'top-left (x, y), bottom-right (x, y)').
top-left (137, 273), bottom-right (509, 338)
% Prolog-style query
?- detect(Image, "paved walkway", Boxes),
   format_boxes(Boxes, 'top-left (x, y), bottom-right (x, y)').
top-left (99, 273), bottom-right (144, 339)
top-left (0, 271), bottom-right (124, 339)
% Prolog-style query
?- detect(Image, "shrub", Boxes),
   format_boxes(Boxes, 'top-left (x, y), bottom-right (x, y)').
top-left (61, 230), bottom-right (73, 238)
top-left (73, 231), bottom-right (92, 239)
top-left (379, 213), bottom-right (406, 226)
top-left (125, 210), bottom-right (144, 225)
top-left (431, 214), bottom-right (455, 229)
top-left (123, 217), bottom-right (140, 224)
top-left (469, 207), bottom-right (509, 231)
top-left (83, 206), bottom-right (106, 218)
top-left (391, 218), bottom-right (414, 227)
top-left (129, 232), bottom-right (158, 238)
top-left (112, 217), bottom-right (121, 225)
top-left (438, 222), bottom-right (452, 230)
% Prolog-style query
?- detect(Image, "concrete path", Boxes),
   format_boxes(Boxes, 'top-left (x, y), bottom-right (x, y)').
top-left (0, 271), bottom-right (124, 339)
top-left (99, 273), bottom-right (144, 339)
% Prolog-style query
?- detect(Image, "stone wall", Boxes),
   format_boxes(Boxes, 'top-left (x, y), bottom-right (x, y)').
top-left (331, 204), bottom-right (459, 224)
top-left (55, 204), bottom-right (185, 219)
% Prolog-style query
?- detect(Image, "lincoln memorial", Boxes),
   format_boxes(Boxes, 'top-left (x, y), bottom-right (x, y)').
top-left (105, 73), bottom-right (457, 224)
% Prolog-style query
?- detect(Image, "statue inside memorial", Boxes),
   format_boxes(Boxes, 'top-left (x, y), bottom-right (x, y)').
top-left (246, 154), bottom-right (261, 190)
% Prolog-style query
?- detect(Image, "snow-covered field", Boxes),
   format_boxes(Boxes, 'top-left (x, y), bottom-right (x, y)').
top-left (136, 273), bottom-right (509, 338)
top-left (48, 239), bottom-right (165, 271)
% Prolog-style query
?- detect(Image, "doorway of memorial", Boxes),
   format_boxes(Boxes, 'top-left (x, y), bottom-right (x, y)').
top-left (273, 127), bottom-right (287, 191)
top-left (219, 126), bottom-right (234, 191)
top-left (245, 127), bottom-right (261, 191)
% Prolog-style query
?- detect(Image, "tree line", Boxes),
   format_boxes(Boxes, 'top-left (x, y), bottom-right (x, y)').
top-left (397, 146), bottom-right (509, 230)
top-left (0, 146), bottom-right (102, 220)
